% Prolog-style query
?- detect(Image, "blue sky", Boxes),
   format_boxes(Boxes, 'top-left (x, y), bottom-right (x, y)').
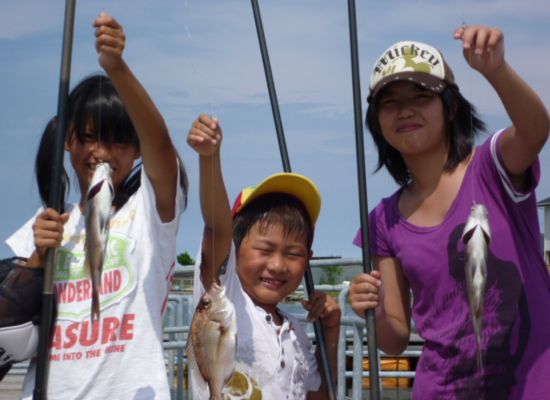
top-left (1, 0), bottom-right (549, 259)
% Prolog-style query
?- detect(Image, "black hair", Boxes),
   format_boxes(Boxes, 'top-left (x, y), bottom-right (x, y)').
top-left (34, 117), bottom-right (69, 213)
top-left (232, 193), bottom-right (314, 255)
top-left (366, 84), bottom-right (486, 187)
top-left (35, 73), bottom-right (188, 211)
top-left (68, 74), bottom-right (138, 148)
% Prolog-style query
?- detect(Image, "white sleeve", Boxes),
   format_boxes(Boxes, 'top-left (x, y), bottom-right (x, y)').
top-left (191, 242), bottom-right (239, 311)
top-left (139, 159), bottom-right (185, 229)
top-left (191, 244), bottom-right (205, 311)
top-left (5, 208), bottom-right (43, 258)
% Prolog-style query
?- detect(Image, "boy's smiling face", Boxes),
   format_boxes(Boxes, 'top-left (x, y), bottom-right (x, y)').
top-left (236, 221), bottom-right (309, 315)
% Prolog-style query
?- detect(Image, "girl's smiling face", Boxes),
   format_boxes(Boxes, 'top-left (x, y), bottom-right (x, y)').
top-left (236, 221), bottom-right (309, 315)
top-left (66, 123), bottom-right (140, 198)
top-left (377, 81), bottom-right (447, 158)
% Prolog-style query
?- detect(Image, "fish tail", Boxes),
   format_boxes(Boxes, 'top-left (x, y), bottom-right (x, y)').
top-left (83, 255), bottom-right (91, 277)
top-left (474, 327), bottom-right (484, 372)
top-left (208, 383), bottom-right (222, 400)
top-left (91, 288), bottom-right (100, 321)
top-left (476, 346), bottom-right (484, 372)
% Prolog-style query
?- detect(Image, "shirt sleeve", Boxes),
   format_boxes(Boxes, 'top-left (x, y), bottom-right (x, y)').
top-left (139, 159), bottom-right (185, 276)
top-left (5, 208), bottom-right (44, 258)
top-left (487, 128), bottom-right (540, 203)
top-left (192, 241), bottom-right (239, 311)
top-left (140, 158), bottom-right (185, 229)
top-left (353, 199), bottom-right (394, 258)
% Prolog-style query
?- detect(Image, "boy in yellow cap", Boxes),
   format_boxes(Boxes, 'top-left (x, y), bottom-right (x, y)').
top-left (187, 114), bottom-right (340, 399)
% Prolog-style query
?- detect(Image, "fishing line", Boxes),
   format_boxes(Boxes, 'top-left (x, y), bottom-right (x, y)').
top-left (462, 20), bottom-right (478, 206)
top-left (181, 0), bottom-right (217, 287)
top-left (98, 74), bottom-right (103, 165)
top-left (458, 19), bottom-right (476, 205)
top-left (181, 0), bottom-right (218, 118)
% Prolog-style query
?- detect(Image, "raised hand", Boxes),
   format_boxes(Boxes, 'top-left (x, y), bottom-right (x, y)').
top-left (453, 25), bottom-right (505, 77)
top-left (93, 12), bottom-right (126, 73)
top-left (187, 114), bottom-right (223, 157)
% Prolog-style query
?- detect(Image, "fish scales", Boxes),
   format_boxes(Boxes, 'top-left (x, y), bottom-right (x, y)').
top-left (187, 283), bottom-right (237, 400)
top-left (84, 162), bottom-right (114, 321)
top-left (462, 203), bottom-right (491, 371)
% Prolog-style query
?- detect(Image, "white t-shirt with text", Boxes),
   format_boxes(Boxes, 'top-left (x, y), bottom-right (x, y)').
top-left (6, 168), bottom-right (184, 400)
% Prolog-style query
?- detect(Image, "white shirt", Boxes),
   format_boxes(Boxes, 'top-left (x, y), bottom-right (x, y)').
top-left (191, 243), bottom-right (321, 399)
top-left (7, 167), bottom-right (184, 400)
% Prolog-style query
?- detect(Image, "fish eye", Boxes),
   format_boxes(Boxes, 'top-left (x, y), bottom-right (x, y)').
top-left (201, 298), bottom-right (212, 309)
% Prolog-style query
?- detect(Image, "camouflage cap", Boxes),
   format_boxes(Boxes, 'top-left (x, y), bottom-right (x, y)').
top-left (368, 41), bottom-right (457, 103)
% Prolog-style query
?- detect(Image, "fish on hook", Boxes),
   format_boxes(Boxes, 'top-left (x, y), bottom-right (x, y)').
top-left (187, 283), bottom-right (237, 400)
top-left (462, 203), bottom-right (491, 371)
top-left (84, 162), bottom-right (114, 321)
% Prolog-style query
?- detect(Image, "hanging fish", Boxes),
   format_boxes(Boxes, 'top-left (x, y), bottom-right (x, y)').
top-left (461, 203), bottom-right (491, 370)
top-left (84, 162), bottom-right (114, 321)
top-left (187, 283), bottom-right (237, 400)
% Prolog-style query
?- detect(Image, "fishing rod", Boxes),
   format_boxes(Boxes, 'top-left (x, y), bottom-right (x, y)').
top-left (347, 0), bottom-right (381, 398)
top-left (33, 1), bottom-right (77, 398)
top-left (250, 1), bottom-right (337, 399)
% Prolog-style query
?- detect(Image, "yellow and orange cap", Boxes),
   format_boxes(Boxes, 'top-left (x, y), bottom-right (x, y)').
top-left (231, 172), bottom-right (321, 224)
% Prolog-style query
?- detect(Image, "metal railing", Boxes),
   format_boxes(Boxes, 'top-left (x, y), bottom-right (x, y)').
top-left (161, 263), bottom-right (420, 399)
top-left (8, 259), bottom-right (420, 399)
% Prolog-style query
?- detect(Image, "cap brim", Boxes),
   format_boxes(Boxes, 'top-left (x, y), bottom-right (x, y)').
top-left (368, 72), bottom-right (448, 103)
top-left (232, 173), bottom-right (321, 224)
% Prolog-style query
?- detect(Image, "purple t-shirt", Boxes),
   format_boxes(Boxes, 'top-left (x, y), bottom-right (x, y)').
top-left (354, 131), bottom-right (550, 399)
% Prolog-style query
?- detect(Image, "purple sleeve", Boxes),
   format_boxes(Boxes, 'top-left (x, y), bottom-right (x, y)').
top-left (352, 228), bottom-right (362, 247)
top-left (352, 199), bottom-right (393, 257)
top-left (485, 129), bottom-right (541, 200)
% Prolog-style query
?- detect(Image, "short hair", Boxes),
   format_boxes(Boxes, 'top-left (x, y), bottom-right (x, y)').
top-left (232, 193), bottom-right (314, 254)
top-left (366, 85), bottom-right (486, 186)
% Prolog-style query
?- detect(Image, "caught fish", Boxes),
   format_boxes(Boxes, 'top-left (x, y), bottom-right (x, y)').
top-left (461, 203), bottom-right (491, 370)
top-left (84, 162), bottom-right (114, 321)
top-left (187, 283), bottom-right (237, 400)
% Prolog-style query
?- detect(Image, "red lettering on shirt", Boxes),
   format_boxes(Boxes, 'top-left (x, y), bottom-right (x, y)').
top-left (64, 323), bottom-right (79, 349)
top-left (54, 269), bottom-right (124, 305)
top-left (50, 314), bottom-right (136, 350)
top-left (101, 317), bottom-right (120, 344)
top-left (79, 320), bottom-right (100, 347)
top-left (51, 325), bottom-right (62, 350)
top-left (119, 314), bottom-right (135, 340)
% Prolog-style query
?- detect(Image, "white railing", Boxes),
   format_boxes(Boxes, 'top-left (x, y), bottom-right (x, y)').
top-left (9, 258), bottom-right (420, 399)
top-left (163, 256), bottom-right (420, 399)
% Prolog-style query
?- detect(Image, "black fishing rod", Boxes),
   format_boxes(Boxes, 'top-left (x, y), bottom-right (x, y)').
top-left (250, 1), bottom-right (336, 399)
top-left (347, 0), bottom-right (381, 398)
top-left (33, 1), bottom-right (77, 398)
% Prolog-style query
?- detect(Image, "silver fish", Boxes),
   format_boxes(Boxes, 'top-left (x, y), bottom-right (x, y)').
top-left (84, 162), bottom-right (114, 321)
top-left (462, 203), bottom-right (491, 370)
top-left (187, 283), bottom-right (237, 400)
